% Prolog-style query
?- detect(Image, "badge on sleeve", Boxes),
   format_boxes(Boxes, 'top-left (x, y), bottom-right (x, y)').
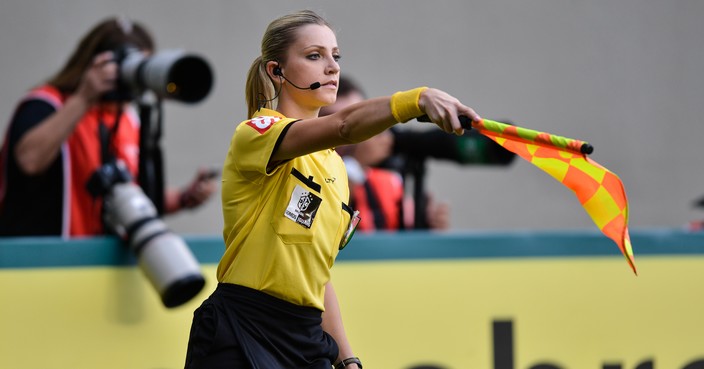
top-left (246, 116), bottom-right (281, 134)
top-left (284, 185), bottom-right (322, 228)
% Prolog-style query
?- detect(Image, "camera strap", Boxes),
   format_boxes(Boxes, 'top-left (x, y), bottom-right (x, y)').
top-left (92, 105), bottom-right (126, 234)
top-left (98, 105), bottom-right (124, 165)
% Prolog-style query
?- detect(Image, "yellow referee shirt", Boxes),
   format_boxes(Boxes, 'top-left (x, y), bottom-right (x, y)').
top-left (217, 109), bottom-right (352, 310)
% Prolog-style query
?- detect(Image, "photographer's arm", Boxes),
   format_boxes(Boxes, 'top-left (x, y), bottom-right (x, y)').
top-left (14, 94), bottom-right (90, 175)
top-left (14, 51), bottom-right (116, 175)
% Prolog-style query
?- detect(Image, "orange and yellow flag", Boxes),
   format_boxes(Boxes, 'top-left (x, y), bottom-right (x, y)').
top-left (474, 119), bottom-right (637, 275)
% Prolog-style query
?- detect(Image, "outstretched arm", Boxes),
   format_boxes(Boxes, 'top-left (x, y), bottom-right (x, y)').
top-left (272, 87), bottom-right (481, 163)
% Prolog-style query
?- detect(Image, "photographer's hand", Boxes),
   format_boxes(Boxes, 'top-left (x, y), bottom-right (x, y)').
top-left (75, 51), bottom-right (118, 104)
top-left (164, 167), bottom-right (218, 213)
top-left (426, 194), bottom-right (450, 230)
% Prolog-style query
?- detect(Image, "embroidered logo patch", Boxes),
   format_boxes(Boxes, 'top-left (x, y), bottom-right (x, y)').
top-left (284, 185), bottom-right (322, 229)
top-left (246, 116), bottom-right (281, 134)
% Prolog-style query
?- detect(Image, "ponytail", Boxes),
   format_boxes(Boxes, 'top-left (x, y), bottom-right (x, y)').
top-left (245, 56), bottom-right (274, 117)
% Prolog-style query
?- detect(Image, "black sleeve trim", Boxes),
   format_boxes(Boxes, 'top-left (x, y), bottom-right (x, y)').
top-left (266, 120), bottom-right (299, 173)
top-left (271, 119), bottom-right (298, 158)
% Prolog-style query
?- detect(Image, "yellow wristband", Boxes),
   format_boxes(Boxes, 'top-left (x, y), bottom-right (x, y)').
top-left (390, 87), bottom-right (428, 123)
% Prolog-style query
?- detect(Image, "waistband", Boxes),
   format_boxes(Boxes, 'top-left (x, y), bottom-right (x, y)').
top-left (213, 283), bottom-right (323, 320)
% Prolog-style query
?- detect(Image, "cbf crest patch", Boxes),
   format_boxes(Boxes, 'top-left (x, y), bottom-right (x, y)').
top-left (246, 116), bottom-right (281, 134)
top-left (284, 185), bottom-right (322, 229)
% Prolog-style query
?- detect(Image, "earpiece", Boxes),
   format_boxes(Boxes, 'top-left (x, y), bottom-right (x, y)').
top-left (273, 66), bottom-right (282, 77)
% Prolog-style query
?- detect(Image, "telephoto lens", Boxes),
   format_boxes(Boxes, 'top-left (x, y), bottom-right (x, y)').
top-left (118, 47), bottom-right (214, 103)
top-left (103, 181), bottom-right (206, 308)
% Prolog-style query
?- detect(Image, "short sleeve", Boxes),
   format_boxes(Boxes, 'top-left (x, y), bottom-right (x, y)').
top-left (8, 100), bottom-right (57, 145)
top-left (231, 115), bottom-right (298, 176)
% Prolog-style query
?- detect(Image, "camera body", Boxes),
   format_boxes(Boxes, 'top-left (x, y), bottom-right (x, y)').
top-left (87, 161), bottom-right (205, 308)
top-left (108, 45), bottom-right (214, 103)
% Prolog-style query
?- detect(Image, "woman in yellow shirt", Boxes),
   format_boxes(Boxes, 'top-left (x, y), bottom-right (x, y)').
top-left (184, 9), bottom-right (481, 369)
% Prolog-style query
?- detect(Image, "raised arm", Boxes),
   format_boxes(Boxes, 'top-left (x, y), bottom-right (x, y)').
top-left (14, 51), bottom-right (116, 175)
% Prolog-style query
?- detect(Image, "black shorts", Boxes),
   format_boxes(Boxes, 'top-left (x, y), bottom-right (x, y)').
top-left (184, 283), bottom-right (339, 369)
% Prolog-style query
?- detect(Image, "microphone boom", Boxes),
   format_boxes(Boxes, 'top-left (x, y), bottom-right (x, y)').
top-left (276, 68), bottom-right (320, 90)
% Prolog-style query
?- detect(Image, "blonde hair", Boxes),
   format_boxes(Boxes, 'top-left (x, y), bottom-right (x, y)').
top-left (245, 10), bottom-right (332, 117)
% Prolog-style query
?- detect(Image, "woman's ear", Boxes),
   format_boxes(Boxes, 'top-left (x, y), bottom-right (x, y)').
top-left (265, 60), bottom-right (281, 81)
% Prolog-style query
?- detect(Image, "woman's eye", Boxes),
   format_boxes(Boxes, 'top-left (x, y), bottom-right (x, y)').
top-left (307, 54), bottom-right (321, 60)
top-left (333, 54), bottom-right (341, 62)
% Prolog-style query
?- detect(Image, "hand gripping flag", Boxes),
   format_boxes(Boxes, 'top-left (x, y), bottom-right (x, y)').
top-left (472, 118), bottom-right (636, 275)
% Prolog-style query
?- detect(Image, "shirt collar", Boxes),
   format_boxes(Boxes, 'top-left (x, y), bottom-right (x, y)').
top-left (253, 108), bottom-right (286, 119)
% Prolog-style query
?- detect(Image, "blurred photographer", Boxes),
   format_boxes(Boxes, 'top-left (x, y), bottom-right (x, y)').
top-left (0, 17), bottom-right (215, 237)
top-left (384, 113), bottom-right (516, 229)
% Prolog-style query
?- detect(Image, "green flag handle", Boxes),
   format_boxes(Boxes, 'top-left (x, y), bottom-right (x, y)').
top-left (416, 115), bottom-right (594, 155)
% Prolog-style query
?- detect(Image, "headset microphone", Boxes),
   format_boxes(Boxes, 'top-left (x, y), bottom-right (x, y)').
top-left (273, 66), bottom-right (321, 90)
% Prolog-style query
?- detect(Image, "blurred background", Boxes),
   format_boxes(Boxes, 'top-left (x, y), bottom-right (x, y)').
top-left (1, 0), bottom-right (702, 235)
